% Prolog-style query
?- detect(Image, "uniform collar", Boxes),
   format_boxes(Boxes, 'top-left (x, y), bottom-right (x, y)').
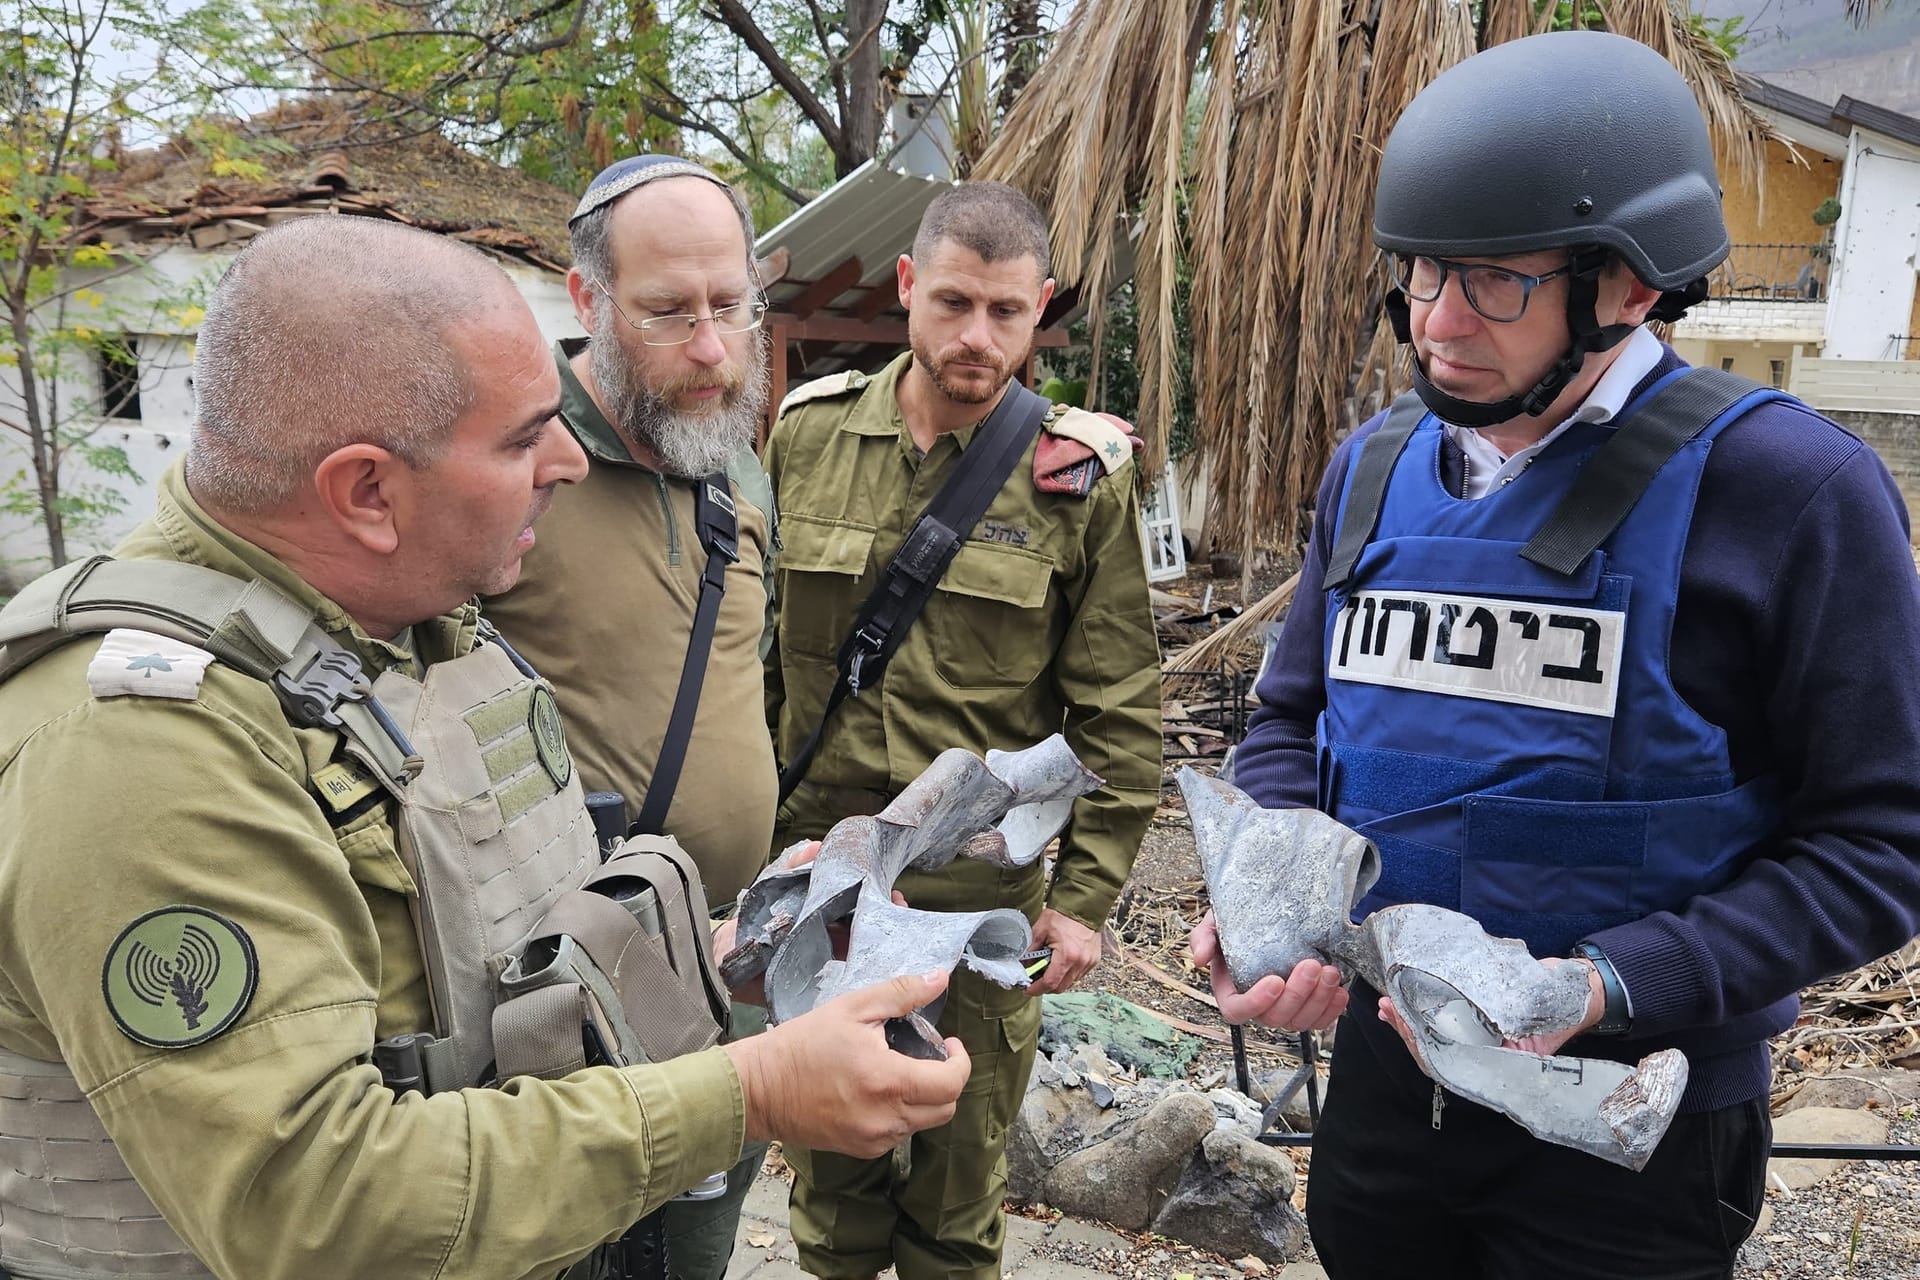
top-left (554, 338), bottom-right (654, 470)
top-left (150, 458), bottom-right (475, 670)
top-left (851, 351), bottom-right (987, 453)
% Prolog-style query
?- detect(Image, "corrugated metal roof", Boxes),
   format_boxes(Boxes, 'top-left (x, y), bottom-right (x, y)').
top-left (755, 159), bottom-right (952, 311)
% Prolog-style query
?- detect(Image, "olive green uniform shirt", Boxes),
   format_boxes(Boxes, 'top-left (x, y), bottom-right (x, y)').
top-left (0, 461), bottom-right (745, 1280)
top-left (485, 341), bottom-right (780, 907)
top-left (765, 354), bottom-right (1161, 930)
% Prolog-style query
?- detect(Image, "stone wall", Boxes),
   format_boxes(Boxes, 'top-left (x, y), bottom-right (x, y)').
top-left (1835, 409), bottom-right (1920, 538)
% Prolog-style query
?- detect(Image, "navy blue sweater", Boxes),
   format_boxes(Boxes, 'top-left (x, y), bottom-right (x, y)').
top-left (1234, 349), bottom-right (1920, 1110)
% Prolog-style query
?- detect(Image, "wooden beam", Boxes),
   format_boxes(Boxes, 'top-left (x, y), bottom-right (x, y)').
top-left (852, 282), bottom-right (899, 323)
top-left (768, 312), bottom-right (906, 345)
top-left (767, 311), bottom-right (1070, 348)
top-left (784, 255), bottom-right (864, 319)
top-left (763, 319), bottom-right (790, 451)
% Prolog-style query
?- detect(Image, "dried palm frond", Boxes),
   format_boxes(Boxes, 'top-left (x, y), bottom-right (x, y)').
top-left (977, 0), bottom-right (1776, 562)
top-left (1162, 572), bottom-right (1300, 692)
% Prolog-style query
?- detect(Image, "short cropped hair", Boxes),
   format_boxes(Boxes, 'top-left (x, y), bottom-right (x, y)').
top-left (569, 174), bottom-right (761, 296)
top-left (911, 181), bottom-right (1051, 279)
top-left (189, 217), bottom-right (512, 512)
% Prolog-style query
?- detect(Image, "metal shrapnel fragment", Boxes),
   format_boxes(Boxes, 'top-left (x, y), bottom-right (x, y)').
top-left (725, 735), bottom-right (1103, 1057)
top-left (1179, 766), bottom-right (1688, 1171)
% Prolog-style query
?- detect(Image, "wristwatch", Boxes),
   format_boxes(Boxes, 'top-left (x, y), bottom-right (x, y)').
top-left (1570, 942), bottom-right (1632, 1036)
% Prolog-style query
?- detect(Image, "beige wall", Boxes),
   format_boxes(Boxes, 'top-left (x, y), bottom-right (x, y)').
top-left (1671, 337), bottom-right (1806, 388)
top-left (1720, 140), bottom-right (1843, 245)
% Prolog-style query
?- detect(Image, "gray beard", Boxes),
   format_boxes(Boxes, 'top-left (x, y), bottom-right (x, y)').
top-left (590, 318), bottom-right (769, 478)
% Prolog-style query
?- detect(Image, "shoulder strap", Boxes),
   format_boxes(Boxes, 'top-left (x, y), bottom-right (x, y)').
top-left (777, 382), bottom-right (1051, 804)
top-left (631, 473), bottom-right (737, 836)
top-left (0, 555), bottom-right (418, 789)
top-left (1521, 367), bottom-right (1774, 576)
top-left (1323, 394), bottom-right (1428, 591)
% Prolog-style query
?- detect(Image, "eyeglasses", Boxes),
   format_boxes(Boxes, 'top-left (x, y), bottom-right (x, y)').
top-left (593, 281), bottom-right (769, 347)
top-left (1390, 254), bottom-right (1571, 323)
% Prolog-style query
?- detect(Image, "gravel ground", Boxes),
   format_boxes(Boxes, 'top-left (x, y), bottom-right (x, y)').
top-left (1737, 1114), bottom-right (1920, 1280)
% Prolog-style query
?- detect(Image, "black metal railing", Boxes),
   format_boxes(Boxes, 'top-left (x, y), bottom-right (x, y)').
top-left (1889, 334), bottom-right (1920, 361)
top-left (1705, 243), bottom-right (1831, 302)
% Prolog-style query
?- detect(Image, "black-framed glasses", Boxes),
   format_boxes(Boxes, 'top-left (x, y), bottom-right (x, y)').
top-left (593, 281), bottom-right (769, 346)
top-left (1390, 254), bottom-right (1571, 323)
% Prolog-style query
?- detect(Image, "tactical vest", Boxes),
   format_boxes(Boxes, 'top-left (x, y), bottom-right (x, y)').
top-left (1318, 369), bottom-right (1787, 960)
top-left (0, 557), bottom-right (729, 1280)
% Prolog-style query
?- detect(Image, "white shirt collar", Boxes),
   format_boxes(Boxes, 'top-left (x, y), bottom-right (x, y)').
top-left (1446, 326), bottom-right (1665, 499)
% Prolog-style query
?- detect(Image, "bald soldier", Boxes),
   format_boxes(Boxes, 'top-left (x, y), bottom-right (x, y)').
top-left (0, 217), bottom-right (970, 1280)
top-left (485, 155), bottom-right (781, 1280)
top-left (766, 181), bottom-right (1162, 1280)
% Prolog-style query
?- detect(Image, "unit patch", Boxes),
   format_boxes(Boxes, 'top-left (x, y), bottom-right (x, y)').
top-left (528, 685), bottom-right (572, 788)
top-left (1328, 589), bottom-right (1625, 718)
top-left (103, 907), bottom-right (259, 1048)
top-left (87, 629), bottom-right (216, 701)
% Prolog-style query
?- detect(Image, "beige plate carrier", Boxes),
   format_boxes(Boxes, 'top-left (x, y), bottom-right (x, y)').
top-left (0, 557), bottom-right (729, 1279)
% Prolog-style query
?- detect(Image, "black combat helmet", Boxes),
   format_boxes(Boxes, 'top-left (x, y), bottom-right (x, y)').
top-left (1373, 30), bottom-right (1728, 428)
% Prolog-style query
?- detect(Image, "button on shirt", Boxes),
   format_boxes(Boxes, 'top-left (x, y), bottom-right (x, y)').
top-left (1445, 326), bottom-right (1666, 499)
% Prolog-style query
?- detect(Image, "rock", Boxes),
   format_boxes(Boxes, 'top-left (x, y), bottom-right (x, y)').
top-left (1007, 1061), bottom-right (1126, 1202)
top-left (1768, 1106), bottom-right (1890, 1190)
top-left (1044, 1090), bottom-right (1217, 1229)
top-left (1235, 1255), bottom-right (1270, 1275)
top-left (1150, 1128), bottom-right (1308, 1263)
top-left (1780, 1069), bottom-right (1920, 1115)
top-left (1208, 1088), bottom-right (1265, 1138)
top-left (1040, 991), bottom-right (1204, 1079)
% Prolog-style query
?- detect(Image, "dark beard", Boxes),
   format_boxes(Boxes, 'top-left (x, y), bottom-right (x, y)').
top-left (910, 336), bottom-right (1023, 406)
top-left (590, 315), bottom-right (770, 477)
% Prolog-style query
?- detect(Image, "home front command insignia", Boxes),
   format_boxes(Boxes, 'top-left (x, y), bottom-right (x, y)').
top-left (103, 907), bottom-right (259, 1048)
top-left (529, 685), bottom-right (572, 788)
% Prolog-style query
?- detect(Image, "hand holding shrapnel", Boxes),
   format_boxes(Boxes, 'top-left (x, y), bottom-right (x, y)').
top-left (1180, 767), bottom-right (1687, 1171)
top-left (724, 735), bottom-right (1103, 1058)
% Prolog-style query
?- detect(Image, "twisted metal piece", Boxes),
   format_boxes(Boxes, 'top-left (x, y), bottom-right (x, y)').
top-left (725, 735), bottom-right (1103, 1057)
top-left (1180, 767), bottom-right (1688, 1171)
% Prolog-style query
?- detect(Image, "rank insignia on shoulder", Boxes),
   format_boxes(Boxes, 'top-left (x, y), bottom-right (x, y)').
top-left (87, 629), bottom-right (215, 702)
top-left (103, 906), bottom-right (259, 1049)
top-left (778, 368), bottom-right (870, 414)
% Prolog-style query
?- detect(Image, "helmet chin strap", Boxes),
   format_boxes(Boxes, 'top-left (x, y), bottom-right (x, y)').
top-left (1385, 246), bottom-right (1639, 431)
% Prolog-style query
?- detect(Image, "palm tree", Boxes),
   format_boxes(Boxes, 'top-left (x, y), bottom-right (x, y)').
top-left (976, 0), bottom-right (1778, 572)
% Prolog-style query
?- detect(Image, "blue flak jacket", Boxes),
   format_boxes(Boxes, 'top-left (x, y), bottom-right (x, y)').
top-left (1320, 371), bottom-right (1786, 975)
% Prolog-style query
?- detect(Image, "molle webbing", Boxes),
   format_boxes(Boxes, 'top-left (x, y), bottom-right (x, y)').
top-left (492, 838), bottom-right (728, 1081)
top-left (0, 1050), bottom-right (211, 1278)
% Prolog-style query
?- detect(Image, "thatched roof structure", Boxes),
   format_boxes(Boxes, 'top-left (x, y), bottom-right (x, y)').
top-left (75, 101), bottom-right (576, 272)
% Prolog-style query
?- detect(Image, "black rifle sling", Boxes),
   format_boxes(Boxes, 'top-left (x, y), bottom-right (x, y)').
top-left (777, 383), bottom-right (1051, 805)
top-left (631, 472), bottom-right (738, 837)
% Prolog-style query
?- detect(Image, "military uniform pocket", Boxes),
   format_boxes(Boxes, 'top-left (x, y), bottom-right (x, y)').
top-left (928, 541), bottom-right (1055, 690)
top-left (776, 513), bottom-right (875, 658)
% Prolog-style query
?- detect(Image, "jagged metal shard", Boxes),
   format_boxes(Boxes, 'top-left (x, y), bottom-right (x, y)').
top-left (1178, 766), bottom-right (1689, 1172)
top-left (726, 735), bottom-right (1103, 1057)
top-left (1183, 771), bottom-right (1379, 988)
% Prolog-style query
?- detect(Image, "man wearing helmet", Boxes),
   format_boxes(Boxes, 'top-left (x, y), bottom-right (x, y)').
top-left (1194, 30), bottom-right (1920, 1278)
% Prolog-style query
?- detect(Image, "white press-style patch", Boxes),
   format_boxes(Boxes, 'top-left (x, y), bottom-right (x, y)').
top-left (1329, 589), bottom-right (1625, 718)
top-left (88, 629), bottom-right (217, 701)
